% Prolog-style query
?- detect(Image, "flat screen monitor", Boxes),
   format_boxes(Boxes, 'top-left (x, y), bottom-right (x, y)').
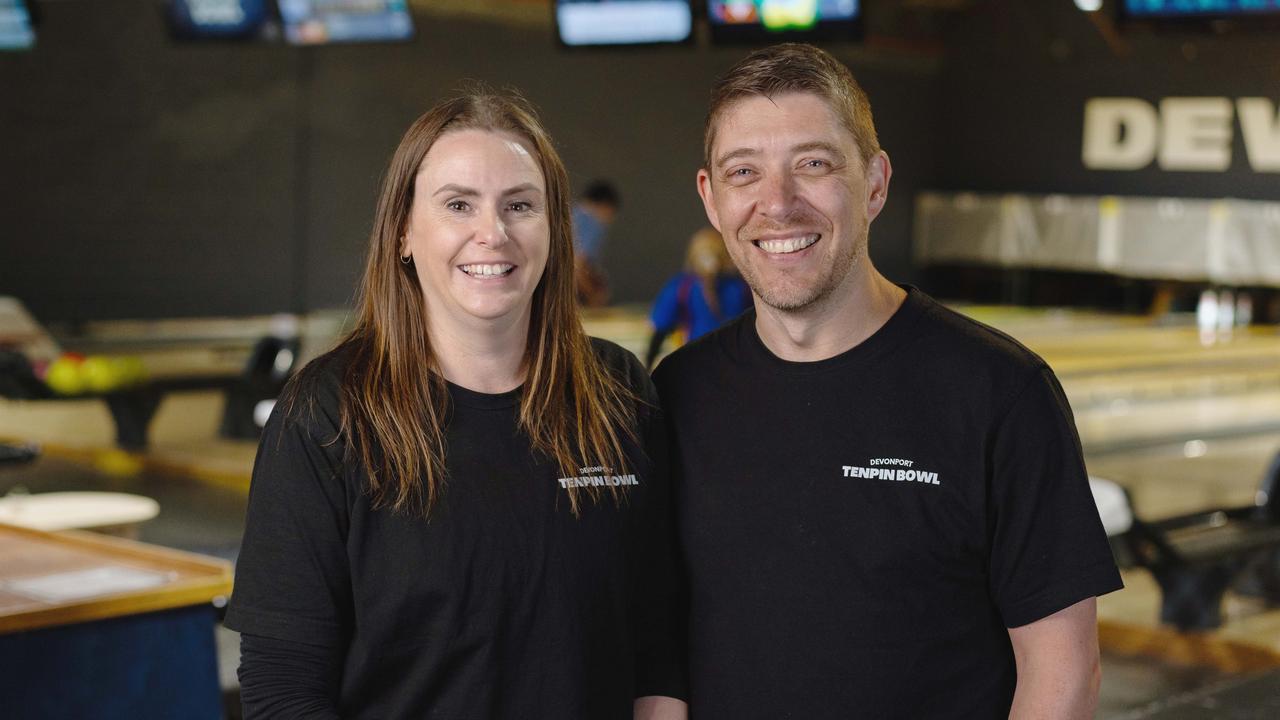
top-left (555, 0), bottom-right (693, 46)
top-left (277, 0), bottom-right (413, 45)
top-left (166, 0), bottom-right (276, 40)
top-left (1121, 0), bottom-right (1280, 18)
top-left (709, 0), bottom-right (862, 43)
top-left (0, 0), bottom-right (35, 51)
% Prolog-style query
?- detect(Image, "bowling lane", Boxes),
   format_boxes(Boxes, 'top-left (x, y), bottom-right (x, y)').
top-left (1058, 362), bottom-right (1280, 411)
top-left (1074, 388), bottom-right (1280, 456)
top-left (1085, 432), bottom-right (1280, 522)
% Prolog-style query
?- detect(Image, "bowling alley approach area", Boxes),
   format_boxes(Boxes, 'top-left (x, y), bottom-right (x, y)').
top-left (5, 1), bottom-right (1280, 718)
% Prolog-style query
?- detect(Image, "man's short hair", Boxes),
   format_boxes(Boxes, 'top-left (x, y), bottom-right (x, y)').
top-left (704, 43), bottom-right (881, 170)
top-left (581, 180), bottom-right (621, 209)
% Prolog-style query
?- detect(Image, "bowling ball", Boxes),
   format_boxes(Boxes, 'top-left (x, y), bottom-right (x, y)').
top-left (82, 356), bottom-right (123, 393)
top-left (94, 448), bottom-right (144, 477)
top-left (119, 356), bottom-right (147, 386)
top-left (45, 355), bottom-right (86, 395)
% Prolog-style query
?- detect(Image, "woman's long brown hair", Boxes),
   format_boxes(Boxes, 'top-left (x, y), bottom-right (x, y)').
top-left (317, 91), bottom-right (636, 516)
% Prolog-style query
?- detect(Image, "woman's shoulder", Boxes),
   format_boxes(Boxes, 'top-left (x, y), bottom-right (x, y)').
top-left (588, 336), bottom-right (656, 402)
top-left (589, 335), bottom-right (643, 376)
top-left (274, 341), bottom-right (357, 436)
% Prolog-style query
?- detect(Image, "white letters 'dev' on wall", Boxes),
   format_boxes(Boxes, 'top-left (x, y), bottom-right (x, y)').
top-left (1082, 97), bottom-right (1280, 173)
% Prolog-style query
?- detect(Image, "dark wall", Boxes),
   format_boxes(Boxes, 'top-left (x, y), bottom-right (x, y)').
top-left (0, 1), bottom-right (937, 322)
top-left (1, 2), bottom-right (301, 321)
top-left (934, 1), bottom-right (1280, 199)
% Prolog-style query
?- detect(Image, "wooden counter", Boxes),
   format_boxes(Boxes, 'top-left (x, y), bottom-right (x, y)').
top-left (0, 522), bottom-right (233, 720)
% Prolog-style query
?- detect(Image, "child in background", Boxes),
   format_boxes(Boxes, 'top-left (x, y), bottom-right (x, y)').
top-left (645, 228), bottom-right (750, 368)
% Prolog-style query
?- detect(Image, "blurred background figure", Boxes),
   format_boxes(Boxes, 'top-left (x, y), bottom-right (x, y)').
top-left (572, 180), bottom-right (620, 307)
top-left (645, 227), bottom-right (749, 368)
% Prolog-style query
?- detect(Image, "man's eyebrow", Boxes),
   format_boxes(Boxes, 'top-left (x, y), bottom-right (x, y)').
top-left (715, 142), bottom-right (847, 169)
top-left (433, 183), bottom-right (478, 197)
top-left (714, 147), bottom-right (759, 169)
top-left (792, 141), bottom-right (846, 160)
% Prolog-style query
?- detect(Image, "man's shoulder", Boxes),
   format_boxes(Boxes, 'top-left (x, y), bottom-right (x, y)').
top-left (907, 289), bottom-right (1049, 379)
top-left (651, 312), bottom-right (747, 389)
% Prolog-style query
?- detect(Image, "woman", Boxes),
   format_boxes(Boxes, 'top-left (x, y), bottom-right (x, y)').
top-left (227, 92), bottom-right (686, 719)
top-left (645, 227), bottom-right (750, 368)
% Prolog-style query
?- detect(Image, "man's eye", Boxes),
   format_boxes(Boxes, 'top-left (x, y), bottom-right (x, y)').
top-left (804, 159), bottom-right (829, 168)
top-left (728, 168), bottom-right (753, 179)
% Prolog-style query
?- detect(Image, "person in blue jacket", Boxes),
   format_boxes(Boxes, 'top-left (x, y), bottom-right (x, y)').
top-left (645, 227), bottom-right (749, 368)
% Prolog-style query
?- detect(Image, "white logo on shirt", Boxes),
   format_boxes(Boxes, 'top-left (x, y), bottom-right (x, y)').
top-left (557, 466), bottom-right (639, 489)
top-left (841, 457), bottom-right (941, 486)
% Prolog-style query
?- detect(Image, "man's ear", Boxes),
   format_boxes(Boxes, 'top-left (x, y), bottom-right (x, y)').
top-left (866, 151), bottom-right (892, 223)
top-left (696, 168), bottom-right (721, 232)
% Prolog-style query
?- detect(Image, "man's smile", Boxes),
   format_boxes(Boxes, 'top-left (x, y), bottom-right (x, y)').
top-left (753, 233), bottom-right (821, 255)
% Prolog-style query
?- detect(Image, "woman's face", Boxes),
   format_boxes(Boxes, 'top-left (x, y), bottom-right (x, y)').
top-left (404, 129), bottom-right (550, 333)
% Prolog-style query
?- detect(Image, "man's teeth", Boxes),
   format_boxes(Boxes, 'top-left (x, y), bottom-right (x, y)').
top-left (756, 234), bottom-right (819, 254)
top-left (460, 263), bottom-right (514, 277)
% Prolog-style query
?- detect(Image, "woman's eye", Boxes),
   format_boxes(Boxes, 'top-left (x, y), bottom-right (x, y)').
top-left (446, 200), bottom-right (469, 212)
top-left (805, 159), bottom-right (828, 169)
top-left (508, 201), bottom-right (532, 212)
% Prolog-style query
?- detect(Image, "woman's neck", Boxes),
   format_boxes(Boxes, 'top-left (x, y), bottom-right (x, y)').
top-left (427, 310), bottom-right (530, 394)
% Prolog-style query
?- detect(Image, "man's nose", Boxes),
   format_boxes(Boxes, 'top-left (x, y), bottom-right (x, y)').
top-left (757, 171), bottom-right (798, 218)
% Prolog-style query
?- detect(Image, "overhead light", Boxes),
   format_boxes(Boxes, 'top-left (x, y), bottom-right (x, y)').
top-left (1074, 0), bottom-right (1103, 11)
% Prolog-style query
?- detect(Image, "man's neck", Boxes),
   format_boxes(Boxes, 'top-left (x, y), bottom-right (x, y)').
top-left (753, 270), bottom-right (906, 363)
top-left (428, 311), bottom-right (530, 394)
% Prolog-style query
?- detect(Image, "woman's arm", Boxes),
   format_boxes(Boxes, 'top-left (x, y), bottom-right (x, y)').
top-left (238, 633), bottom-right (343, 719)
top-left (225, 367), bottom-right (355, 716)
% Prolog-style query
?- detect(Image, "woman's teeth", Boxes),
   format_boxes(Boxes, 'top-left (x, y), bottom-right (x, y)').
top-left (756, 234), bottom-right (819, 254)
top-left (460, 263), bottom-right (514, 277)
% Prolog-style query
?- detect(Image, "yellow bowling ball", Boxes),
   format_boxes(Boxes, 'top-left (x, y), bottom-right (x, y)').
top-left (82, 356), bottom-right (124, 394)
top-left (120, 356), bottom-right (148, 386)
top-left (45, 356), bottom-right (86, 396)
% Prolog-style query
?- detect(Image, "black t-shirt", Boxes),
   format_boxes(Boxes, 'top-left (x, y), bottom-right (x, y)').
top-left (652, 287), bottom-right (1122, 719)
top-left (226, 339), bottom-right (685, 719)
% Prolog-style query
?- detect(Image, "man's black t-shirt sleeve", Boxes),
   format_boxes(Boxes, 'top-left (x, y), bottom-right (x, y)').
top-left (987, 366), bottom-right (1124, 628)
top-left (225, 403), bottom-right (354, 647)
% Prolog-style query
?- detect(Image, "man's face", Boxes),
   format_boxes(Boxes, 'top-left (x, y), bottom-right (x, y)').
top-left (697, 92), bottom-right (889, 313)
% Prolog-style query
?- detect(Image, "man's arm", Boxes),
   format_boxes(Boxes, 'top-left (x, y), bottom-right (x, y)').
top-left (634, 696), bottom-right (688, 720)
top-left (1007, 597), bottom-right (1101, 720)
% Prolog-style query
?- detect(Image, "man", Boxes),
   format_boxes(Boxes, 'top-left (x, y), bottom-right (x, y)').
top-left (652, 44), bottom-right (1122, 719)
top-left (572, 180), bottom-right (621, 306)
